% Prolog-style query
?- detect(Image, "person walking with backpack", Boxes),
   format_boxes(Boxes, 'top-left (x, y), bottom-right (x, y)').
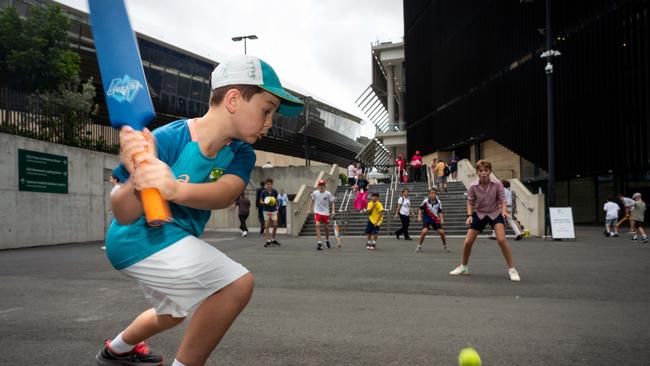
top-left (394, 188), bottom-right (413, 240)
top-left (435, 159), bottom-right (450, 192)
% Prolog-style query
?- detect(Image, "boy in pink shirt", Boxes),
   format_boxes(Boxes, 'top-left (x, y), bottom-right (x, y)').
top-left (449, 160), bottom-right (521, 281)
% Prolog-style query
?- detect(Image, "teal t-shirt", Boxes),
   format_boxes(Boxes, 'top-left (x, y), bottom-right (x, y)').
top-left (106, 119), bottom-right (255, 270)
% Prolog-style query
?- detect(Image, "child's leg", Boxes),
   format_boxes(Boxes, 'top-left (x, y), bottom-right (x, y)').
top-left (437, 229), bottom-right (447, 248)
top-left (418, 228), bottom-right (428, 245)
top-left (324, 222), bottom-right (330, 241)
top-left (264, 215), bottom-right (270, 241)
top-left (120, 308), bottom-right (185, 345)
top-left (494, 223), bottom-right (515, 268)
top-left (271, 219), bottom-right (278, 239)
top-left (403, 215), bottom-right (410, 239)
top-left (605, 222), bottom-right (611, 234)
top-left (175, 273), bottom-right (254, 366)
top-left (461, 229), bottom-right (480, 265)
top-left (315, 220), bottom-right (321, 242)
top-left (638, 226), bottom-right (646, 237)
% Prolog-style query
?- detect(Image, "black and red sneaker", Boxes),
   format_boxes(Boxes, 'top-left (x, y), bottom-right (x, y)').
top-left (96, 340), bottom-right (163, 366)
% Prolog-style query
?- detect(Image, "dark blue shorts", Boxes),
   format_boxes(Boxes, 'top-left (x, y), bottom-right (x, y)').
top-left (470, 212), bottom-right (505, 232)
top-left (422, 219), bottom-right (442, 231)
top-left (365, 221), bottom-right (380, 235)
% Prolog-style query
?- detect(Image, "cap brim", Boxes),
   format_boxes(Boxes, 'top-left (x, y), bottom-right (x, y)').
top-left (261, 85), bottom-right (304, 117)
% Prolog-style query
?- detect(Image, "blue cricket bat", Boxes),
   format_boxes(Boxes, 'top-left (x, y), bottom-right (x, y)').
top-left (88, 0), bottom-right (171, 226)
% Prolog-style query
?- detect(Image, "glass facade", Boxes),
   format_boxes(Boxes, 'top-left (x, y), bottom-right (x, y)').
top-left (138, 39), bottom-right (213, 117)
top-left (318, 108), bottom-right (362, 141)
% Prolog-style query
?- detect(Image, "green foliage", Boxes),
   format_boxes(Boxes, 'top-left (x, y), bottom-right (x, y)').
top-left (39, 77), bottom-right (97, 145)
top-left (339, 173), bottom-right (348, 185)
top-left (0, 4), bottom-right (80, 92)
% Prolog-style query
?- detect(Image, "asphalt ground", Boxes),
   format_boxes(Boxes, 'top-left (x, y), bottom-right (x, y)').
top-left (0, 226), bottom-right (648, 365)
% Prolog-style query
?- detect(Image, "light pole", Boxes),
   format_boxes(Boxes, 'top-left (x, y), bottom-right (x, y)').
top-left (231, 35), bottom-right (258, 55)
top-left (540, 0), bottom-right (560, 209)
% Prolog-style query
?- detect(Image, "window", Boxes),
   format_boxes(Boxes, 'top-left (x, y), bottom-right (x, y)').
top-left (178, 75), bottom-right (190, 98)
top-left (163, 72), bottom-right (177, 93)
top-left (190, 79), bottom-right (204, 101)
top-left (148, 68), bottom-right (163, 93)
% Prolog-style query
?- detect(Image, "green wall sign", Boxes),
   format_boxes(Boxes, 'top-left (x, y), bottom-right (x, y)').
top-left (18, 149), bottom-right (68, 193)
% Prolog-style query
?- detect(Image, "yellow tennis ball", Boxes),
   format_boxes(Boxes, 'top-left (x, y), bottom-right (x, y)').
top-left (458, 348), bottom-right (481, 366)
top-left (264, 196), bottom-right (276, 206)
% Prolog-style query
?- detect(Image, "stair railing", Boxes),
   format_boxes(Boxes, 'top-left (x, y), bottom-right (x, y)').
top-left (339, 188), bottom-right (349, 213)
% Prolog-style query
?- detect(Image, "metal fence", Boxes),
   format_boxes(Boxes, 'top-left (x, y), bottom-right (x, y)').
top-left (0, 88), bottom-right (119, 154)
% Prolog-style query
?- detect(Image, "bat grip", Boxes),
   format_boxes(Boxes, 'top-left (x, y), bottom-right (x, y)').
top-left (134, 131), bottom-right (172, 226)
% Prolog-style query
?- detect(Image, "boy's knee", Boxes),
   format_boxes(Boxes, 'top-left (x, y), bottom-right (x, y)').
top-left (230, 273), bottom-right (254, 302)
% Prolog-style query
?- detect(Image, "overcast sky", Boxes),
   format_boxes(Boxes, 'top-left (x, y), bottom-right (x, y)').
top-left (54, 0), bottom-right (404, 137)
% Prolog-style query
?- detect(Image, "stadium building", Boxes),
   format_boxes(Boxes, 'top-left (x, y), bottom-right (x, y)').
top-left (1, 0), bottom-right (367, 168)
top-left (402, 0), bottom-right (649, 224)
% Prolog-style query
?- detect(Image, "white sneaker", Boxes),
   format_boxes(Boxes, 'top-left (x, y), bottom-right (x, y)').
top-left (415, 245), bottom-right (423, 252)
top-left (100, 246), bottom-right (106, 251)
top-left (242, 231), bottom-right (247, 237)
top-left (509, 268), bottom-right (521, 282)
top-left (449, 265), bottom-right (469, 276)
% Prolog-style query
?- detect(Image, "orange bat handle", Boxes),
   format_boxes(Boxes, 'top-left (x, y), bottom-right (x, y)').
top-left (136, 132), bottom-right (172, 226)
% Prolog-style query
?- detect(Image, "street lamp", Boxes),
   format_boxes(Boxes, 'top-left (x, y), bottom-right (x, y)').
top-left (540, 0), bottom-right (560, 210)
top-left (231, 35), bottom-right (258, 55)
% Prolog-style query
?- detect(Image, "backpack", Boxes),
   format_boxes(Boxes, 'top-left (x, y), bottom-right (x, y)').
top-left (443, 163), bottom-right (451, 176)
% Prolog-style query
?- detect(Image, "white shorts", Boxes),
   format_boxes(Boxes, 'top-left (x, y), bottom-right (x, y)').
top-left (120, 235), bottom-right (249, 318)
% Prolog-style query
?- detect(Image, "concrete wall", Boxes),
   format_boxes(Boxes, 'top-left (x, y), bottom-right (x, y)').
top-left (0, 133), bottom-right (120, 249)
top-left (480, 140), bottom-right (521, 179)
top-left (254, 150), bottom-right (329, 167)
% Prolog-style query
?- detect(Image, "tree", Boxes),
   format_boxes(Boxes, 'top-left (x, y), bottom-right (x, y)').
top-left (0, 4), bottom-right (80, 92)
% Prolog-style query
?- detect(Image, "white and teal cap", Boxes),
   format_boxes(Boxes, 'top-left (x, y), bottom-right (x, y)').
top-left (211, 55), bottom-right (304, 117)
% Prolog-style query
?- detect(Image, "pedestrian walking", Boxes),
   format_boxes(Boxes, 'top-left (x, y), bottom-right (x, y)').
top-left (604, 196), bottom-right (621, 237)
top-left (630, 193), bottom-right (647, 243)
top-left (278, 189), bottom-right (288, 228)
top-left (394, 188), bottom-right (413, 240)
top-left (233, 192), bottom-right (250, 237)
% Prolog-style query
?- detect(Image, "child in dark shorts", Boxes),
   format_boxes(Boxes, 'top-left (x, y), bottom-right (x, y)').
top-left (449, 160), bottom-right (521, 282)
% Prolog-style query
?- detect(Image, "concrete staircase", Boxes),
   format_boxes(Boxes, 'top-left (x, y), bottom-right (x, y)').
top-left (300, 180), bottom-right (476, 237)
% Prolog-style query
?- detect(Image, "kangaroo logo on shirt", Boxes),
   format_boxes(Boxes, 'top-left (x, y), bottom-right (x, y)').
top-left (209, 168), bottom-right (224, 182)
top-left (177, 174), bottom-right (190, 183)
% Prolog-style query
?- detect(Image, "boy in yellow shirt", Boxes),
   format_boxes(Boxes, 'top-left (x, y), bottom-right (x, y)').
top-left (365, 192), bottom-right (384, 250)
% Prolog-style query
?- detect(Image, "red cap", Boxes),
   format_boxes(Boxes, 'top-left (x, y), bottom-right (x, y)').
top-left (318, 179), bottom-right (326, 186)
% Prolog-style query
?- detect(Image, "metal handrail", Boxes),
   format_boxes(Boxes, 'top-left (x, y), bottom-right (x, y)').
top-left (515, 192), bottom-right (534, 212)
top-left (339, 189), bottom-right (349, 212)
top-left (343, 188), bottom-right (354, 212)
top-left (384, 188), bottom-right (390, 208)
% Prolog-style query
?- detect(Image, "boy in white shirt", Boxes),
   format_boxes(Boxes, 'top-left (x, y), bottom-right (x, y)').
top-left (308, 179), bottom-right (336, 250)
top-left (604, 196), bottom-right (621, 237)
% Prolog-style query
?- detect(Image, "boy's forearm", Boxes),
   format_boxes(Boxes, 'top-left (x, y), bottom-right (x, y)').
top-left (112, 180), bottom-right (144, 224)
top-left (172, 175), bottom-right (244, 210)
top-left (467, 202), bottom-right (474, 216)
